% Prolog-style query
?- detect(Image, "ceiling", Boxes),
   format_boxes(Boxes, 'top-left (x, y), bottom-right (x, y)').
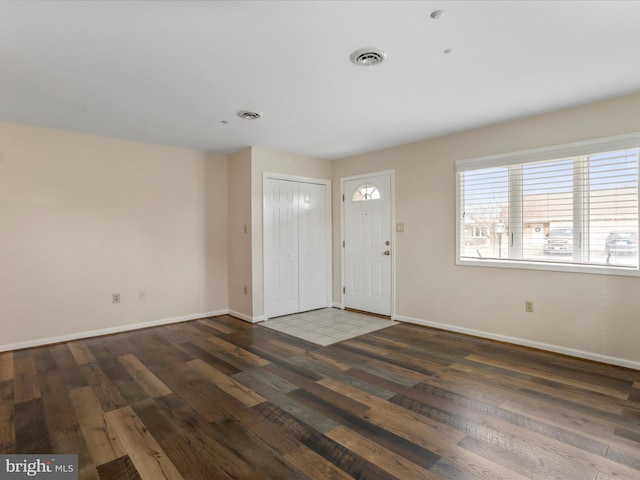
top-left (1, 1), bottom-right (640, 160)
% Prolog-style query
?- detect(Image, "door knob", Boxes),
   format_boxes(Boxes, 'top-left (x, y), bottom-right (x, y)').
top-left (384, 250), bottom-right (391, 255)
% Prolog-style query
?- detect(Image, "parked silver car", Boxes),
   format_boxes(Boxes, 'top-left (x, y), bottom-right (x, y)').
top-left (605, 232), bottom-right (638, 256)
top-left (543, 228), bottom-right (573, 255)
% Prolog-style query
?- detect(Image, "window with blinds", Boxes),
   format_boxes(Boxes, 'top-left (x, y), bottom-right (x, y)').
top-left (456, 134), bottom-right (640, 275)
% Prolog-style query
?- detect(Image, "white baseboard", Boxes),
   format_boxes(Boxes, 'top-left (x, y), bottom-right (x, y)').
top-left (227, 310), bottom-right (266, 323)
top-left (0, 310), bottom-right (228, 353)
top-left (9, 309), bottom-right (634, 370)
top-left (332, 302), bottom-right (343, 309)
top-left (227, 310), bottom-right (253, 323)
top-left (395, 314), bottom-right (640, 371)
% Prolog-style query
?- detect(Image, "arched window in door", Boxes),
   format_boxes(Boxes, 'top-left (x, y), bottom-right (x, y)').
top-left (352, 183), bottom-right (381, 201)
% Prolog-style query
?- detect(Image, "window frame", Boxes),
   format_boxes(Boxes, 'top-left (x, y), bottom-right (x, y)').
top-left (471, 226), bottom-right (488, 238)
top-left (455, 133), bottom-right (640, 277)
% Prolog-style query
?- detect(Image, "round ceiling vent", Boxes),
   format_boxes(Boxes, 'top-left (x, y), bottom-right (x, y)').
top-left (237, 110), bottom-right (262, 120)
top-left (350, 48), bottom-right (387, 67)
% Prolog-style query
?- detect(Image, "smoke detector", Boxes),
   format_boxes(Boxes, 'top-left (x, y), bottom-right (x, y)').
top-left (350, 48), bottom-right (387, 67)
top-left (237, 110), bottom-right (262, 120)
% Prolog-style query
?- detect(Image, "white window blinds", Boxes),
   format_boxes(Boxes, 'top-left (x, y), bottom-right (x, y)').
top-left (456, 134), bottom-right (640, 275)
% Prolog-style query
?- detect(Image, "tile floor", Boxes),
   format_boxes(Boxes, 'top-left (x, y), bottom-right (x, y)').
top-left (260, 308), bottom-right (397, 346)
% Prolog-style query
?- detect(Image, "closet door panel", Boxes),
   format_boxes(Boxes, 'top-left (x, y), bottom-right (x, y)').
top-left (298, 182), bottom-right (328, 312)
top-left (264, 179), bottom-right (299, 317)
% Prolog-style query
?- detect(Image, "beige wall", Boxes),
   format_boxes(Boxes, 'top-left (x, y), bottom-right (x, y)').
top-left (332, 92), bottom-right (640, 366)
top-left (0, 122), bottom-right (228, 348)
top-left (227, 148), bottom-right (253, 318)
top-left (3, 91), bottom-right (640, 367)
top-left (250, 146), bottom-right (333, 319)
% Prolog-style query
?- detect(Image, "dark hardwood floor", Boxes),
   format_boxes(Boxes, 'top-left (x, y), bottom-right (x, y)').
top-left (1, 314), bottom-right (639, 479)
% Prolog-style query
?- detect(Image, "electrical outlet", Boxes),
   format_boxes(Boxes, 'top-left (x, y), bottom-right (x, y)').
top-left (139, 290), bottom-right (147, 301)
top-left (112, 293), bottom-right (120, 304)
top-left (525, 300), bottom-right (533, 313)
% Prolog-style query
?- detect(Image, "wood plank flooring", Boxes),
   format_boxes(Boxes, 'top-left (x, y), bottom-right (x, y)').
top-left (1, 315), bottom-right (639, 479)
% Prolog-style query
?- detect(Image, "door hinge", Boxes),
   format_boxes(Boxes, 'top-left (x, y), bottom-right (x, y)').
top-left (343, 287), bottom-right (345, 294)
top-left (342, 194), bottom-right (345, 201)
top-left (342, 240), bottom-right (345, 248)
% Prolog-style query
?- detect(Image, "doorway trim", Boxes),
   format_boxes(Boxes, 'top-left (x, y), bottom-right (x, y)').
top-left (340, 170), bottom-right (396, 319)
top-left (263, 172), bottom-right (332, 319)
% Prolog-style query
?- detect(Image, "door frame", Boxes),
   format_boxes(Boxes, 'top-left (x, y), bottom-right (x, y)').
top-left (340, 170), bottom-right (396, 319)
top-left (263, 172), bottom-right (332, 318)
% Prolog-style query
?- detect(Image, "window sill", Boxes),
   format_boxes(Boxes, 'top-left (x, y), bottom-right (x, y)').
top-left (456, 256), bottom-right (640, 277)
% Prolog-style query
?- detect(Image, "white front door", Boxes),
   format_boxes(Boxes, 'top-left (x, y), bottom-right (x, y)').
top-left (343, 173), bottom-right (392, 316)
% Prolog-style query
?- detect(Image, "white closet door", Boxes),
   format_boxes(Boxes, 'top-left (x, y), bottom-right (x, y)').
top-left (264, 177), bottom-right (329, 319)
top-left (264, 178), bottom-right (299, 317)
top-left (298, 182), bottom-right (328, 312)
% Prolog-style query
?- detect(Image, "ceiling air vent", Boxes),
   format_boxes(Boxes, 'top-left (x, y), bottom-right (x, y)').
top-left (350, 48), bottom-right (387, 67)
top-left (237, 110), bottom-right (262, 120)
